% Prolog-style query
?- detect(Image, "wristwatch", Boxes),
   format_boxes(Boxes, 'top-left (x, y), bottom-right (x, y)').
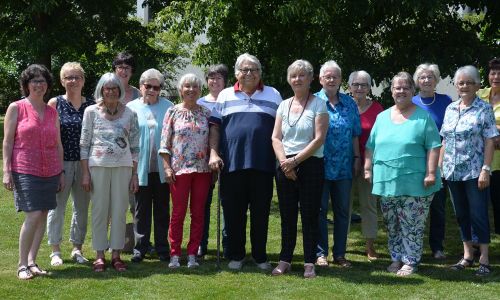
top-left (481, 165), bottom-right (491, 174)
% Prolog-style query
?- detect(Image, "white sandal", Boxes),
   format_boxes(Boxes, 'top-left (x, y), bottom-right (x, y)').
top-left (71, 250), bottom-right (89, 264)
top-left (396, 264), bottom-right (417, 276)
top-left (50, 252), bottom-right (63, 266)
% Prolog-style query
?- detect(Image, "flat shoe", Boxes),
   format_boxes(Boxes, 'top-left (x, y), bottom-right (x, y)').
top-left (396, 264), bottom-right (417, 276)
top-left (304, 263), bottom-right (316, 278)
top-left (333, 256), bottom-right (352, 268)
top-left (272, 261), bottom-right (291, 276)
top-left (315, 256), bottom-right (329, 267)
top-left (50, 252), bottom-right (63, 266)
top-left (387, 261), bottom-right (402, 273)
top-left (93, 258), bottom-right (106, 272)
top-left (17, 265), bottom-right (33, 280)
top-left (28, 263), bottom-right (48, 276)
top-left (450, 257), bottom-right (473, 271)
top-left (476, 264), bottom-right (491, 276)
top-left (111, 258), bottom-right (127, 272)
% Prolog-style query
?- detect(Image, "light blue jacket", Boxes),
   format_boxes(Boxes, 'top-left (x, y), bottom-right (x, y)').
top-left (127, 97), bottom-right (174, 185)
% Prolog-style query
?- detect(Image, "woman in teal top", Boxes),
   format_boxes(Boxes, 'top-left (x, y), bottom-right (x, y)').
top-left (127, 69), bottom-right (173, 263)
top-left (365, 72), bottom-right (441, 276)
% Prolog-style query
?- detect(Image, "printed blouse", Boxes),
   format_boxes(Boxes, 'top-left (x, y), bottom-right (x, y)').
top-left (159, 104), bottom-right (211, 175)
top-left (80, 104), bottom-right (140, 167)
top-left (315, 90), bottom-right (361, 180)
top-left (56, 95), bottom-right (95, 161)
top-left (440, 97), bottom-right (499, 181)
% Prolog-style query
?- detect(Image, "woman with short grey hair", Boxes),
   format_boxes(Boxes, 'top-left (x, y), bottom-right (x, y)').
top-left (411, 63), bottom-right (452, 260)
top-left (80, 72), bottom-right (140, 272)
top-left (348, 70), bottom-right (384, 261)
top-left (160, 73), bottom-right (212, 269)
top-left (441, 65), bottom-right (498, 276)
top-left (127, 68), bottom-right (174, 263)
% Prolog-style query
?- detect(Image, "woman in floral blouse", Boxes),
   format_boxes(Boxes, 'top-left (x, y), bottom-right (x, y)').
top-left (159, 73), bottom-right (212, 269)
top-left (440, 65), bottom-right (498, 276)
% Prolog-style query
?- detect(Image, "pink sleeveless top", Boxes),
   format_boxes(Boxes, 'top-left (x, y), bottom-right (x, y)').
top-left (11, 99), bottom-right (62, 177)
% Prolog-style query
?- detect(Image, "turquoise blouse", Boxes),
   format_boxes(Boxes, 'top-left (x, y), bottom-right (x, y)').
top-left (366, 106), bottom-right (442, 197)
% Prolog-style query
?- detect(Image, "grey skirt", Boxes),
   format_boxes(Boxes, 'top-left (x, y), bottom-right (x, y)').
top-left (12, 172), bottom-right (58, 212)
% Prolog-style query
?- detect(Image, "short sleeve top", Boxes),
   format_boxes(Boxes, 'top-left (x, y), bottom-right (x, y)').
top-left (276, 96), bottom-right (327, 157)
top-left (440, 97), bottom-right (499, 180)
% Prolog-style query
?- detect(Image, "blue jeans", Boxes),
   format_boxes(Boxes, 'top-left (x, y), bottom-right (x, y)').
top-left (448, 179), bottom-right (490, 244)
top-left (317, 179), bottom-right (352, 258)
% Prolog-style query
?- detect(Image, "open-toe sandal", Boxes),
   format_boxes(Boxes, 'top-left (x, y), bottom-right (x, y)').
top-left (111, 258), bottom-right (127, 272)
top-left (476, 264), bottom-right (491, 276)
top-left (28, 263), bottom-right (48, 276)
top-left (396, 264), bottom-right (417, 276)
top-left (93, 258), bottom-right (106, 272)
top-left (450, 257), bottom-right (473, 271)
top-left (17, 265), bottom-right (34, 280)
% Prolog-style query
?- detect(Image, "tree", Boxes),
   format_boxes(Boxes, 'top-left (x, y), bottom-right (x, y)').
top-left (158, 0), bottom-right (498, 105)
top-left (0, 0), bottom-right (190, 111)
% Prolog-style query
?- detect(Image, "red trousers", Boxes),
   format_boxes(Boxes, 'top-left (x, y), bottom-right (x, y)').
top-left (169, 172), bottom-right (211, 256)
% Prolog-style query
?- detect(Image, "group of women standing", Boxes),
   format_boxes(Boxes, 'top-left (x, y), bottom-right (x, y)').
top-left (4, 54), bottom-right (499, 280)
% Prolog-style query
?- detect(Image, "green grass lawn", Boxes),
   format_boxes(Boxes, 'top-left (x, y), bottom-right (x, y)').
top-left (0, 180), bottom-right (499, 299)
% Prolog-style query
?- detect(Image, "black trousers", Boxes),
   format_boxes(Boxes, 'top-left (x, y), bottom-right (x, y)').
top-left (490, 171), bottom-right (500, 234)
top-left (276, 156), bottom-right (324, 264)
top-left (134, 172), bottom-right (170, 256)
top-left (220, 169), bottom-right (273, 263)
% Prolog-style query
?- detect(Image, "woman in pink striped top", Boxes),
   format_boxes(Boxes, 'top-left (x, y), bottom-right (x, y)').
top-left (3, 64), bottom-right (64, 280)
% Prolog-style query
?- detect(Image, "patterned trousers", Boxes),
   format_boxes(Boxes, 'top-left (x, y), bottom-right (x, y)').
top-left (380, 194), bottom-right (433, 265)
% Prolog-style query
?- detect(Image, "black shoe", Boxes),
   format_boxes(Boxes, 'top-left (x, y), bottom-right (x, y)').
top-left (131, 253), bottom-right (144, 263)
top-left (158, 254), bottom-right (170, 262)
top-left (197, 246), bottom-right (207, 258)
top-left (351, 213), bottom-right (362, 224)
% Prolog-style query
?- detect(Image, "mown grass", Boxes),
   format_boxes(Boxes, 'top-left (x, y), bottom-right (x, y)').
top-left (0, 115), bottom-right (499, 299)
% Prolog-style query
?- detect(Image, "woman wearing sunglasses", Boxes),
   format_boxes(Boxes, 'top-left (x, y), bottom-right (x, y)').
top-left (127, 69), bottom-right (173, 263)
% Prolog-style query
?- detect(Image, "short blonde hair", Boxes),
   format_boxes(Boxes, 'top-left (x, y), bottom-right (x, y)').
top-left (286, 60), bottom-right (314, 85)
top-left (60, 62), bottom-right (85, 81)
top-left (177, 73), bottom-right (202, 93)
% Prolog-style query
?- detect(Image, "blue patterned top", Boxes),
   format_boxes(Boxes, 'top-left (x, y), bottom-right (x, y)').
top-left (56, 96), bottom-right (95, 161)
top-left (440, 97), bottom-right (499, 181)
top-left (315, 89), bottom-right (361, 180)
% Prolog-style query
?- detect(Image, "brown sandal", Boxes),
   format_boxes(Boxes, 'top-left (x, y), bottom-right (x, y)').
top-left (93, 258), bottom-right (106, 272)
top-left (111, 258), bottom-right (127, 272)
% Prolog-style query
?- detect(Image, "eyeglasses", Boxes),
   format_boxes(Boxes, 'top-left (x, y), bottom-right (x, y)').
top-left (322, 76), bottom-right (339, 81)
top-left (351, 83), bottom-right (369, 89)
top-left (64, 75), bottom-right (83, 81)
top-left (457, 81), bottom-right (476, 87)
top-left (116, 65), bottom-right (131, 72)
top-left (239, 68), bottom-right (259, 74)
top-left (29, 79), bottom-right (47, 85)
top-left (143, 84), bottom-right (161, 92)
top-left (103, 86), bottom-right (119, 92)
top-left (418, 75), bottom-right (434, 81)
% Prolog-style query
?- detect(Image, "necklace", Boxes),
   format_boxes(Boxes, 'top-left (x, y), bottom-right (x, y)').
top-left (419, 93), bottom-right (436, 106)
top-left (104, 102), bottom-right (119, 115)
top-left (287, 94), bottom-right (310, 127)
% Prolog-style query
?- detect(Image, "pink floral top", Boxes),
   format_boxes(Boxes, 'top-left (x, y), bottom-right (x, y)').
top-left (12, 99), bottom-right (62, 177)
top-left (159, 104), bottom-right (211, 175)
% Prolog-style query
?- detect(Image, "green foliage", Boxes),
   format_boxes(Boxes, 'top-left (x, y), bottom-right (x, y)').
top-left (158, 0), bottom-right (497, 106)
top-left (0, 0), bottom-right (191, 111)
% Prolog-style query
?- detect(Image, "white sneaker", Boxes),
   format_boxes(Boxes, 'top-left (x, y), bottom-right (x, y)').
top-left (50, 252), bottom-right (63, 266)
top-left (228, 260), bottom-right (244, 270)
top-left (168, 255), bottom-right (180, 269)
top-left (187, 255), bottom-right (199, 268)
top-left (433, 250), bottom-right (446, 259)
top-left (255, 261), bottom-right (272, 271)
top-left (71, 250), bottom-right (89, 264)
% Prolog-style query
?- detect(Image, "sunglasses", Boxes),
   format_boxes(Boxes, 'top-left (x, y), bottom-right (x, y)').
top-left (143, 84), bottom-right (161, 92)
